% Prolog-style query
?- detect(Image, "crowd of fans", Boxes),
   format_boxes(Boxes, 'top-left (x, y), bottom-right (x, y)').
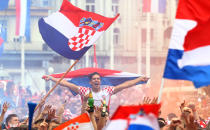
top-left (0, 81), bottom-right (210, 129)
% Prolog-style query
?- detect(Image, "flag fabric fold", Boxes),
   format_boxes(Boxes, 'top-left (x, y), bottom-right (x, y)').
top-left (54, 113), bottom-right (94, 130)
top-left (106, 104), bottom-right (161, 130)
top-left (43, 67), bottom-right (147, 96)
top-left (163, 0), bottom-right (210, 88)
top-left (39, 0), bottom-right (119, 60)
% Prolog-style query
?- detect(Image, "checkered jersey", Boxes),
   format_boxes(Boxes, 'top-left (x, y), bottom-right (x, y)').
top-left (68, 28), bottom-right (96, 51)
top-left (79, 86), bottom-right (114, 107)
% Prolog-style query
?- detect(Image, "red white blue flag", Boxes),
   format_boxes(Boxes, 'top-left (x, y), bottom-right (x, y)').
top-left (15, 0), bottom-right (30, 41)
top-left (142, 0), bottom-right (166, 13)
top-left (106, 104), bottom-right (161, 130)
top-left (39, 0), bottom-right (119, 60)
top-left (54, 113), bottom-right (94, 130)
top-left (43, 67), bottom-right (147, 96)
top-left (0, 24), bottom-right (5, 55)
top-left (163, 0), bottom-right (210, 88)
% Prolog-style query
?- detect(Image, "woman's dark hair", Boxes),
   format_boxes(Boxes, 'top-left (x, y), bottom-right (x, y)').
top-left (88, 72), bottom-right (101, 80)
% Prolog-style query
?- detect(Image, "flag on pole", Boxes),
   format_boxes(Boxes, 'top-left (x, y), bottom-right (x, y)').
top-left (163, 0), bottom-right (210, 88)
top-left (0, 23), bottom-right (6, 55)
top-left (27, 102), bottom-right (37, 130)
top-left (54, 113), bottom-right (94, 130)
top-left (0, 0), bottom-right (9, 10)
top-left (38, 0), bottom-right (119, 60)
top-left (142, 0), bottom-right (166, 13)
top-left (106, 104), bottom-right (160, 130)
top-left (15, 0), bottom-right (30, 41)
top-left (0, 37), bottom-right (3, 55)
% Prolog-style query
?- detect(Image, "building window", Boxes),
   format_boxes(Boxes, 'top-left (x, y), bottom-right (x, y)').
top-left (113, 28), bottom-right (120, 45)
top-left (30, 0), bottom-right (50, 7)
top-left (0, 21), bottom-right (7, 42)
top-left (112, 0), bottom-right (119, 22)
top-left (43, 0), bottom-right (49, 7)
top-left (86, 0), bottom-right (95, 12)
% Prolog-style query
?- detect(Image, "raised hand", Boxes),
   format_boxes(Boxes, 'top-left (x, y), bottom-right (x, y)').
top-left (140, 77), bottom-right (150, 82)
top-left (150, 97), bottom-right (158, 104)
top-left (142, 97), bottom-right (151, 104)
top-left (83, 94), bottom-right (89, 102)
top-left (47, 109), bottom-right (57, 120)
top-left (40, 119), bottom-right (48, 130)
top-left (42, 105), bottom-right (52, 116)
top-left (42, 75), bottom-right (51, 81)
top-left (2, 102), bottom-right (10, 113)
top-left (180, 100), bottom-right (186, 112)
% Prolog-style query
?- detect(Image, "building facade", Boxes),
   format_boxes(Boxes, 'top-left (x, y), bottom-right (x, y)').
top-left (0, 0), bottom-right (176, 93)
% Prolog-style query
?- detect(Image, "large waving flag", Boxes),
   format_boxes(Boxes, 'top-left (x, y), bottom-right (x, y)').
top-left (142, 0), bottom-right (166, 13)
top-left (54, 113), bottom-right (94, 130)
top-left (0, 0), bottom-right (9, 10)
top-left (43, 67), bottom-right (147, 95)
top-left (106, 104), bottom-right (160, 130)
top-left (163, 0), bottom-right (210, 88)
top-left (38, 0), bottom-right (119, 60)
top-left (15, 0), bottom-right (30, 41)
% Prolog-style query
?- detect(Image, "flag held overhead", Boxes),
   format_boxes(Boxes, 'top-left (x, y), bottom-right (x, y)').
top-left (39, 0), bottom-right (119, 60)
top-left (42, 67), bottom-right (147, 96)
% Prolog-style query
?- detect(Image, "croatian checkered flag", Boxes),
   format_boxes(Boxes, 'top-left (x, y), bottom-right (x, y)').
top-left (39, 0), bottom-right (119, 60)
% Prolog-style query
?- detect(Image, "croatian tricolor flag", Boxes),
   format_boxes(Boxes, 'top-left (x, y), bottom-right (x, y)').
top-left (39, 0), bottom-right (119, 60)
top-left (54, 113), bottom-right (94, 130)
top-left (142, 0), bottom-right (166, 13)
top-left (0, 24), bottom-right (5, 55)
top-left (163, 0), bottom-right (210, 88)
top-left (15, 0), bottom-right (30, 38)
top-left (43, 67), bottom-right (147, 95)
top-left (106, 104), bottom-right (160, 130)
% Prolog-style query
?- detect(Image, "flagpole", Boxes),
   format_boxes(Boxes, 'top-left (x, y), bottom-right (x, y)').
top-left (33, 59), bottom-right (79, 113)
top-left (158, 78), bottom-right (165, 103)
top-left (93, 44), bottom-right (98, 68)
top-left (107, 0), bottom-right (114, 70)
top-left (85, 51), bottom-right (89, 67)
top-left (146, 13), bottom-right (151, 77)
top-left (21, 36), bottom-right (25, 87)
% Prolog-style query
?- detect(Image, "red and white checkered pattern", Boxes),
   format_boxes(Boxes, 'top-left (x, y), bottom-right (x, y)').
top-left (67, 122), bottom-right (79, 130)
top-left (68, 28), bottom-right (96, 51)
top-left (103, 86), bottom-right (114, 94)
top-left (79, 87), bottom-right (90, 95)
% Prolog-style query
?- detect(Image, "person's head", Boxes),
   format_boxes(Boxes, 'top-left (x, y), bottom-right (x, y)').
top-left (6, 114), bottom-right (19, 127)
top-left (167, 113), bottom-right (177, 121)
top-left (158, 118), bottom-right (166, 128)
top-left (88, 72), bottom-right (101, 90)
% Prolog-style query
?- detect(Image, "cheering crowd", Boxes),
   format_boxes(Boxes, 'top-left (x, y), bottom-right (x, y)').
top-left (0, 73), bottom-right (210, 130)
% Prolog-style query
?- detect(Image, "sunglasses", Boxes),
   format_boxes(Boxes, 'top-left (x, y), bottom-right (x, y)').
top-left (172, 120), bottom-right (181, 124)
